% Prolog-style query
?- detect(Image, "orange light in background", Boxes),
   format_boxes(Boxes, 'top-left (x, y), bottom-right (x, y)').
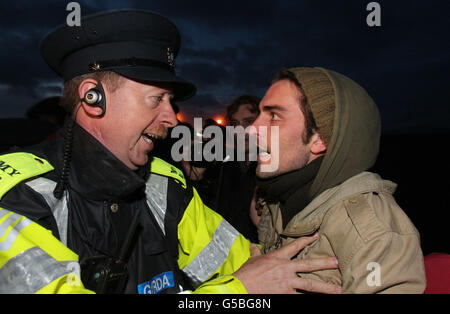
top-left (176, 113), bottom-right (183, 122)
top-left (215, 118), bottom-right (224, 125)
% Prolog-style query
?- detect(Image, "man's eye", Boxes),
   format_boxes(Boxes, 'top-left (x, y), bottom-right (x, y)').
top-left (271, 112), bottom-right (279, 120)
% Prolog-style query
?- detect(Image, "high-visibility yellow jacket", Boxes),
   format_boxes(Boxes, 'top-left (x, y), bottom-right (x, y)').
top-left (0, 150), bottom-right (251, 294)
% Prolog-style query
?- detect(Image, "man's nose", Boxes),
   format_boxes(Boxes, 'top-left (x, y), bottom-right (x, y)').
top-left (248, 114), bottom-right (262, 136)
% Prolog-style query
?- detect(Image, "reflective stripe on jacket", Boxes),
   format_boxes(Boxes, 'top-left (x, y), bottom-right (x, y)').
top-left (0, 207), bottom-right (91, 293)
top-left (0, 152), bottom-right (250, 294)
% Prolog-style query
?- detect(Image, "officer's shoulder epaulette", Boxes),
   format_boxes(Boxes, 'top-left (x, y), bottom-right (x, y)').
top-left (0, 152), bottom-right (54, 199)
top-left (150, 157), bottom-right (186, 189)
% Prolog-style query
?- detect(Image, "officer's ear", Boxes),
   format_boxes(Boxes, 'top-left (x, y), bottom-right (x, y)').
top-left (78, 78), bottom-right (105, 117)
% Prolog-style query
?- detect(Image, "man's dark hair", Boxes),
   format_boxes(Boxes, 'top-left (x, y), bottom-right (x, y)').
top-left (225, 94), bottom-right (261, 124)
top-left (272, 69), bottom-right (318, 144)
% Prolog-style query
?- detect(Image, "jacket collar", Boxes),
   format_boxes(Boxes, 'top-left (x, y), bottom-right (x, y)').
top-left (66, 121), bottom-right (150, 201)
top-left (268, 172), bottom-right (397, 237)
top-left (257, 156), bottom-right (323, 228)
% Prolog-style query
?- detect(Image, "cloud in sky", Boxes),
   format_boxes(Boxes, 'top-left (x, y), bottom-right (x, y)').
top-left (0, 0), bottom-right (449, 132)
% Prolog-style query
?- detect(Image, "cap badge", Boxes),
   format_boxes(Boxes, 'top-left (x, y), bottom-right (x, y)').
top-left (90, 62), bottom-right (101, 71)
top-left (167, 47), bottom-right (175, 68)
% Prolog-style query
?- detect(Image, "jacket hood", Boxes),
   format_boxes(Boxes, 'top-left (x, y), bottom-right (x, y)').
top-left (289, 67), bottom-right (381, 198)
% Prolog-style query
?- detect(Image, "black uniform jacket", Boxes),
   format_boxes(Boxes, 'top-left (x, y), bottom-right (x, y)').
top-left (0, 122), bottom-right (193, 293)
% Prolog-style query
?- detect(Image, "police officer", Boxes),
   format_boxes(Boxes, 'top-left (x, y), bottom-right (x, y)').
top-left (0, 10), bottom-right (340, 294)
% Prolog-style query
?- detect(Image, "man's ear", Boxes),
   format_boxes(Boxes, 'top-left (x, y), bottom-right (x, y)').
top-left (78, 78), bottom-right (104, 117)
top-left (310, 132), bottom-right (327, 155)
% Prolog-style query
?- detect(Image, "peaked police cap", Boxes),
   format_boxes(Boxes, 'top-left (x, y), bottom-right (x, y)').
top-left (40, 9), bottom-right (196, 101)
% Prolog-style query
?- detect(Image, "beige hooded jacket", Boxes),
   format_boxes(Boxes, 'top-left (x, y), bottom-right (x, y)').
top-left (257, 67), bottom-right (426, 293)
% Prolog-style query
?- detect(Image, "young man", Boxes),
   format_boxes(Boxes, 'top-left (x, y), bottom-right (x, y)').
top-left (0, 11), bottom-right (340, 294)
top-left (252, 67), bottom-right (426, 293)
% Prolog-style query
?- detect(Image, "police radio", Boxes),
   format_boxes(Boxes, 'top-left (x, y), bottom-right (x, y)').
top-left (80, 208), bottom-right (141, 293)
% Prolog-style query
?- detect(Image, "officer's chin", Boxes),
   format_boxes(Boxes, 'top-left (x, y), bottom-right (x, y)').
top-left (127, 152), bottom-right (152, 170)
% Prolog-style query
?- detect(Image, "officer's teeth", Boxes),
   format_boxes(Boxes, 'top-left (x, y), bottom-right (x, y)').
top-left (143, 133), bottom-right (154, 144)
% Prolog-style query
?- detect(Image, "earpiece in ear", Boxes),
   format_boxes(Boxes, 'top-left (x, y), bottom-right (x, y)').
top-left (82, 82), bottom-right (106, 116)
top-left (84, 89), bottom-right (102, 105)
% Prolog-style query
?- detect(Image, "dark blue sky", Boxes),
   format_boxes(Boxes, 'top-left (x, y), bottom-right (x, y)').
top-left (1, 0), bottom-right (449, 132)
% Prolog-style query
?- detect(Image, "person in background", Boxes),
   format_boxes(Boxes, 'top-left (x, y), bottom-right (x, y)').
top-left (0, 97), bottom-right (65, 152)
top-left (26, 96), bottom-right (66, 130)
top-left (212, 95), bottom-right (261, 242)
top-left (178, 120), bottom-right (223, 207)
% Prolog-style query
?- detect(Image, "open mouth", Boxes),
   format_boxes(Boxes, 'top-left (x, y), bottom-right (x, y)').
top-left (142, 132), bottom-right (158, 145)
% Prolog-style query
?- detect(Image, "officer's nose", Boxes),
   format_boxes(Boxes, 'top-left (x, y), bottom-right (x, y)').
top-left (160, 100), bottom-right (178, 128)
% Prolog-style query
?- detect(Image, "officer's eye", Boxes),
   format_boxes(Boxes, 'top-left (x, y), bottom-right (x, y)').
top-left (147, 95), bottom-right (164, 108)
top-left (152, 96), bottom-right (163, 103)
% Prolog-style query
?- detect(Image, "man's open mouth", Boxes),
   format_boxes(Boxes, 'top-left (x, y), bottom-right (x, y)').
top-left (258, 148), bottom-right (271, 162)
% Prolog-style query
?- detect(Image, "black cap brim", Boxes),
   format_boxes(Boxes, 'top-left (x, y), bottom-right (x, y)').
top-left (114, 66), bottom-right (196, 102)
